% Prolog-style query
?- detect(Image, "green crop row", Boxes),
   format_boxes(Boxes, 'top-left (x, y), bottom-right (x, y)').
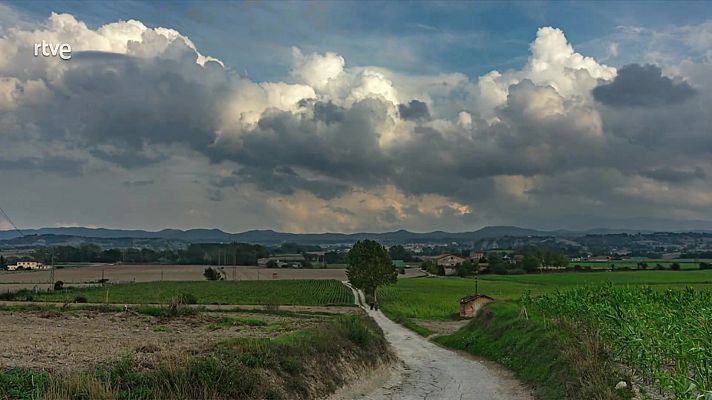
top-left (28, 280), bottom-right (354, 306)
top-left (526, 285), bottom-right (712, 399)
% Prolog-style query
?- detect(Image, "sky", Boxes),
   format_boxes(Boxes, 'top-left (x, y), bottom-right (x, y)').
top-left (1, 1), bottom-right (712, 233)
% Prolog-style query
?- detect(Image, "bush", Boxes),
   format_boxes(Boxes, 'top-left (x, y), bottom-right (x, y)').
top-left (177, 293), bottom-right (197, 304)
top-left (492, 265), bottom-right (508, 275)
top-left (53, 281), bottom-right (64, 291)
top-left (74, 295), bottom-right (88, 303)
top-left (670, 262), bottom-right (681, 271)
top-left (0, 291), bottom-right (15, 301)
top-left (507, 268), bottom-right (526, 275)
top-left (700, 262), bottom-right (711, 270)
top-left (203, 267), bottom-right (223, 281)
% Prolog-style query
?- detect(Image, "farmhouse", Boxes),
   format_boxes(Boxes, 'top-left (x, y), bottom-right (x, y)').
top-left (7, 261), bottom-right (46, 271)
top-left (434, 254), bottom-right (466, 267)
top-left (588, 255), bottom-right (611, 262)
top-left (257, 254), bottom-right (306, 268)
top-left (459, 294), bottom-right (494, 318)
top-left (469, 251), bottom-right (485, 261)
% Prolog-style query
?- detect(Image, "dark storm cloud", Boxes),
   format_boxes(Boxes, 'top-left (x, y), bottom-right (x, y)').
top-left (121, 179), bottom-right (155, 187)
top-left (5, 46), bottom-right (226, 169)
top-left (235, 166), bottom-right (350, 199)
top-left (398, 100), bottom-right (430, 120)
top-left (312, 100), bottom-right (345, 124)
top-left (641, 167), bottom-right (706, 183)
top-left (0, 156), bottom-right (84, 175)
top-left (210, 98), bottom-right (393, 188)
top-left (593, 64), bottom-right (696, 107)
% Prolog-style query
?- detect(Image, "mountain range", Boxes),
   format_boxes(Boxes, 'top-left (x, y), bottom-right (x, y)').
top-left (1, 225), bottom-right (704, 246)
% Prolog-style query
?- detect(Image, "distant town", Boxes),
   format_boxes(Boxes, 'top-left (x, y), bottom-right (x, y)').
top-left (3, 226), bottom-right (712, 276)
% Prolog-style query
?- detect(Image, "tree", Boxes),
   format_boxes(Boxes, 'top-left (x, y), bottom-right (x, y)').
top-left (670, 262), bottom-right (681, 271)
top-left (488, 252), bottom-right (508, 275)
top-left (420, 260), bottom-right (438, 275)
top-left (456, 260), bottom-right (475, 277)
top-left (347, 240), bottom-right (396, 298)
top-left (388, 245), bottom-right (412, 262)
top-left (521, 254), bottom-right (540, 273)
top-left (0, 255), bottom-right (6, 269)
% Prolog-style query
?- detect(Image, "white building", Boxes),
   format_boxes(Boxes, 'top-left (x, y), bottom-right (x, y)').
top-left (7, 261), bottom-right (47, 271)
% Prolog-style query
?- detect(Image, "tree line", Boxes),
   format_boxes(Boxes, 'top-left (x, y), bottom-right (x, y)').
top-left (28, 243), bottom-right (269, 265)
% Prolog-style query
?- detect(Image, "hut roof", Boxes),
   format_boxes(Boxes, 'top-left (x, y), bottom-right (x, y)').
top-left (459, 294), bottom-right (494, 304)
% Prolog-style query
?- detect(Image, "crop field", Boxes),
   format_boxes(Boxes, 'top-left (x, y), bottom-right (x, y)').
top-left (28, 279), bottom-right (354, 306)
top-left (481, 269), bottom-right (712, 287)
top-left (528, 286), bottom-right (712, 399)
top-left (0, 264), bottom-right (349, 288)
top-left (379, 270), bottom-right (712, 321)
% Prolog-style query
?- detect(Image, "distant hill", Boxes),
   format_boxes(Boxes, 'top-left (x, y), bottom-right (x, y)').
top-left (0, 225), bottom-right (559, 245)
top-left (2, 222), bottom-right (712, 248)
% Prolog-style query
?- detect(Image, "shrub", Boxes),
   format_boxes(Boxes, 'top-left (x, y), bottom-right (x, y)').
top-left (177, 293), bottom-right (197, 304)
top-left (670, 262), bottom-right (681, 271)
top-left (0, 291), bottom-right (15, 301)
top-left (700, 262), bottom-right (711, 270)
top-left (203, 267), bottom-right (223, 281)
top-left (53, 281), bottom-right (64, 291)
top-left (74, 295), bottom-right (88, 303)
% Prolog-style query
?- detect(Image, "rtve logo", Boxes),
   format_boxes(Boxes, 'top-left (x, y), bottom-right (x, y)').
top-left (33, 40), bottom-right (72, 60)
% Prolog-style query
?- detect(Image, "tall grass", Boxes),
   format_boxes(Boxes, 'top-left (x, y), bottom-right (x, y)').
top-left (437, 302), bottom-right (627, 400)
top-left (527, 285), bottom-right (712, 399)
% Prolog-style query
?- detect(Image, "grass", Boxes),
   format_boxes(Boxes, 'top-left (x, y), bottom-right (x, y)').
top-left (27, 280), bottom-right (354, 306)
top-left (528, 285), bottom-right (712, 398)
top-left (207, 315), bottom-right (268, 330)
top-left (0, 314), bottom-right (391, 400)
top-left (480, 269), bottom-right (712, 287)
top-left (0, 369), bottom-right (48, 400)
top-left (436, 302), bottom-right (629, 400)
top-left (378, 270), bottom-right (712, 322)
top-left (379, 271), bottom-right (712, 399)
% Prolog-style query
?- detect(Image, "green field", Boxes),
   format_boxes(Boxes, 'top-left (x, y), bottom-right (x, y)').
top-left (378, 270), bottom-right (712, 321)
top-left (30, 280), bottom-right (354, 306)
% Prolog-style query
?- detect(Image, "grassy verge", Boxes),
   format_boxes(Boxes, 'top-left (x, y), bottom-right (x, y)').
top-left (1, 314), bottom-right (391, 400)
top-left (379, 309), bottom-right (433, 336)
top-left (436, 302), bottom-right (630, 400)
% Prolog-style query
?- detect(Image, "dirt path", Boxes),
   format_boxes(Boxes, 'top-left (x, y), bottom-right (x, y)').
top-left (335, 283), bottom-right (534, 400)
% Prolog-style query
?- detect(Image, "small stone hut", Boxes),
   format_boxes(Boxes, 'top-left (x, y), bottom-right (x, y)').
top-left (459, 294), bottom-right (494, 318)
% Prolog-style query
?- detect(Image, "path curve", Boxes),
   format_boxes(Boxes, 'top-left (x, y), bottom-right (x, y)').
top-left (337, 282), bottom-right (534, 400)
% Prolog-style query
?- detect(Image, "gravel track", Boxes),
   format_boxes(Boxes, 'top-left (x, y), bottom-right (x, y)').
top-left (336, 283), bottom-right (534, 400)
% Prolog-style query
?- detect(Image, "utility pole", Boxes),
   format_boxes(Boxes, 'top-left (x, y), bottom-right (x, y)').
top-left (475, 265), bottom-right (479, 295)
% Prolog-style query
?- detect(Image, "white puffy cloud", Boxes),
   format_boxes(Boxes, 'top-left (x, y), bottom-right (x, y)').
top-left (2, 10), bottom-right (712, 232)
top-left (474, 27), bottom-right (616, 118)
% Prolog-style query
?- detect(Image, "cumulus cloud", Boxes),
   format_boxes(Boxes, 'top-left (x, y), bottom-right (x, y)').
top-left (593, 63), bottom-right (697, 106)
top-left (2, 11), bottom-right (712, 231)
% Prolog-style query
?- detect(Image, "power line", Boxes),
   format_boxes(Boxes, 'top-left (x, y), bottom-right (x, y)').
top-left (0, 205), bottom-right (24, 237)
